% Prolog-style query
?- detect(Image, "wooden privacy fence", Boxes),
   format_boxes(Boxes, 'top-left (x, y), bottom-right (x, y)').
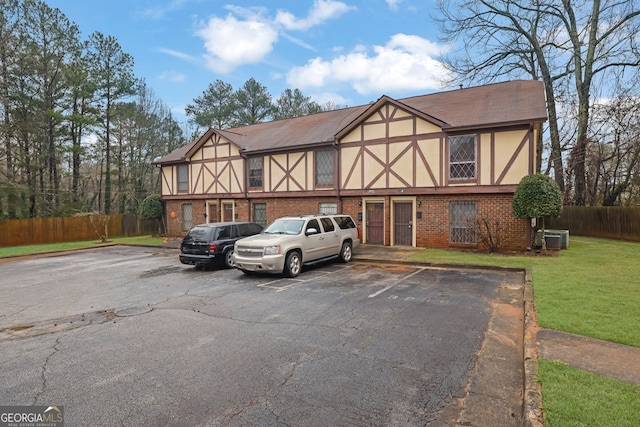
top-left (0, 214), bottom-right (160, 247)
top-left (547, 206), bottom-right (640, 242)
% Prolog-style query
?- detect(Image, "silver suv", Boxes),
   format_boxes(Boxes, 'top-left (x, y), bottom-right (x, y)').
top-left (232, 214), bottom-right (360, 277)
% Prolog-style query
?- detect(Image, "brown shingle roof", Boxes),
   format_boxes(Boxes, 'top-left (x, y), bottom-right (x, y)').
top-left (154, 80), bottom-right (546, 165)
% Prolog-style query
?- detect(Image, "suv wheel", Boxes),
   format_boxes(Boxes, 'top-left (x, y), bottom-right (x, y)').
top-left (224, 249), bottom-right (235, 268)
top-left (283, 251), bottom-right (301, 278)
top-left (339, 241), bottom-right (352, 263)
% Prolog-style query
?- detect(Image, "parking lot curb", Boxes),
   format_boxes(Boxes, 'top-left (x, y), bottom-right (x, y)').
top-left (523, 269), bottom-right (544, 427)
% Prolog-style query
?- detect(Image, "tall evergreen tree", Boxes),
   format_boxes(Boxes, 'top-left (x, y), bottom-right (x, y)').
top-left (23, 0), bottom-right (81, 214)
top-left (233, 78), bottom-right (274, 126)
top-left (185, 79), bottom-right (236, 131)
top-left (87, 31), bottom-right (135, 214)
top-left (274, 88), bottom-right (323, 120)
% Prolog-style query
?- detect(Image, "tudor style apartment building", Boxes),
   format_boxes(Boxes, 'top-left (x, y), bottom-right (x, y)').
top-left (155, 80), bottom-right (547, 251)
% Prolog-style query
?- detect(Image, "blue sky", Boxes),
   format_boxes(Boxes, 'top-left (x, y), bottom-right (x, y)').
top-left (46, 0), bottom-right (452, 121)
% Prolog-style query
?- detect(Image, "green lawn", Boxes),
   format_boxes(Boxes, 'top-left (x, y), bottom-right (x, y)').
top-left (0, 235), bottom-right (166, 258)
top-left (539, 360), bottom-right (640, 426)
top-left (2, 235), bottom-right (639, 425)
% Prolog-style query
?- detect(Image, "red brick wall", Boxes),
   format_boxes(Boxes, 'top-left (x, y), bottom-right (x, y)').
top-left (165, 194), bottom-right (528, 251)
top-left (414, 194), bottom-right (528, 251)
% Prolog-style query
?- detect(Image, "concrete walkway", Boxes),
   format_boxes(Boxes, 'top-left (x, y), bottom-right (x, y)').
top-left (537, 329), bottom-right (640, 386)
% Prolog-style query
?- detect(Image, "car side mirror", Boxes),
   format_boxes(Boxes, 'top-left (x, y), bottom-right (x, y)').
top-left (305, 228), bottom-right (318, 236)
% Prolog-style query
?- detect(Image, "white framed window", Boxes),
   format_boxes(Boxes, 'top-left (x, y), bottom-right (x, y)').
top-left (315, 150), bottom-right (334, 186)
top-left (450, 201), bottom-right (477, 244)
top-left (319, 202), bottom-right (337, 215)
top-left (177, 164), bottom-right (189, 192)
top-left (182, 203), bottom-right (193, 230)
top-left (449, 135), bottom-right (476, 180)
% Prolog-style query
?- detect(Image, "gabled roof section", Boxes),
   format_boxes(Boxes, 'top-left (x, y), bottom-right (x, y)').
top-left (335, 95), bottom-right (450, 141)
top-left (154, 80), bottom-right (547, 165)
top-left (153, 138), bottom-right (198, 165)
top-left (183, 127), bottom-right (245, 159)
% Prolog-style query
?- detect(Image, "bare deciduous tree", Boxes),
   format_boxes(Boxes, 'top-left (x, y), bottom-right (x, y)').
top-left (435, 0), bottom-right (640, 205)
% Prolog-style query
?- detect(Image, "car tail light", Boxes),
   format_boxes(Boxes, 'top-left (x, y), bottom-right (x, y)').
top-left (209, 243), bottom-right (217, 252)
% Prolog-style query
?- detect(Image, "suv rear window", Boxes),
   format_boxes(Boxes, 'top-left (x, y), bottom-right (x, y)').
top-left (216, 226), bottom-right (233, 239)
top-left (185, 227), bottom-right (213, 240)
top-left (333, 215), bottom-right (356, 229)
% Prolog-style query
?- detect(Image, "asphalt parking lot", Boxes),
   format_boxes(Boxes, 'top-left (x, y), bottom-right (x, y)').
top-left (0, 246), bottom-right (525, 426)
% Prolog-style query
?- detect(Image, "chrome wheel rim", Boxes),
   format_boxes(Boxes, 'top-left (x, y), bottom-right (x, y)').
top-left (290, 255), bottom-right (301, 275)
top-left (226, 250), bottom-right (235, 267)
top-left (343, 245), bottom-right (352, 261)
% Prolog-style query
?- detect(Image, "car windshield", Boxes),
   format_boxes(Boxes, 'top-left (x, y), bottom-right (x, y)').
top-left (264, 219), bottom-right (304, 235)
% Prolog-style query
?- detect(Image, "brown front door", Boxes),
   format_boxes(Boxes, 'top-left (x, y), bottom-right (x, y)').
top-left (366, 202), bottom-right (384, 245)
top-left (393, 202), bottom-right (413, 246)
top-left (208, 203), bottom-right (218, 223)
top-left (222, 202), bottom-right (233, 222)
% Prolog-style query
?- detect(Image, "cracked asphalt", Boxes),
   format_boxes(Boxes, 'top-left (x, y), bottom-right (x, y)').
top-left (0, 246), bottom-right (524, 426)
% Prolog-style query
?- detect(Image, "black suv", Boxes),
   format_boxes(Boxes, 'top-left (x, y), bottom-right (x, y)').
top-left (179, 222), bottom-right (263, 269)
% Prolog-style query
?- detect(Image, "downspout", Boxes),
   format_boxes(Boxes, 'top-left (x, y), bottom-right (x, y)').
top-left (335, 138), bottom-right (342, 213)
top-left (241, 148), bottom-right (249, 221)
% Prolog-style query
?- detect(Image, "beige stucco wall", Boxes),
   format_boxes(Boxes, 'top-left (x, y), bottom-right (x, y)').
top-left (493, 129), bottom-right (529, 185)
top-left (160, 166), bottom-right (175, 195)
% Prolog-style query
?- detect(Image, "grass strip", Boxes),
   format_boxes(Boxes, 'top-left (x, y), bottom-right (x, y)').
top-left (0, 235), bottom-right (167, 258)
top-left (539, 359), bottom-right (640, 426)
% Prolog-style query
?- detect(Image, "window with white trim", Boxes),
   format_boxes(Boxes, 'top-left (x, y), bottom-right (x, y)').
top-left (177, 164), bottom-right (189, 192)
top-left (449, 135), bottom-right (476, 180)
top-left (318, 202), bottom-right (337, 215)
top-left (449, 201), bottom-right (477, 244)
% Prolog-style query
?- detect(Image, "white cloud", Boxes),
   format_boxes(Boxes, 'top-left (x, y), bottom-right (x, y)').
top-left (196, 14), bottom-right (279, 73)
top-left (309, 91), bottom-right (350, 107)
top-left (157, 48), bottom-right (199, 64)
top-left (157, 70), bottom-right (186, 83)
top-left (193, 1), bottom-right (355, 74)
top-left (286, 34), bottom-right (452, 95)
top-left (386, 0), bottom-right (403, 11)
top-left (275, 0), bottom-right (356, 31)
top-left (280, 33), bottom-right (317, 51)
top-left (139, 0), bottom-right (198, 20)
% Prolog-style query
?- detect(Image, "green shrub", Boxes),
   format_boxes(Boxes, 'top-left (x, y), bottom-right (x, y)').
top-left (512, 174), bottom-right (563, 220)
top-left (139, 194), bottom-right (163, 220)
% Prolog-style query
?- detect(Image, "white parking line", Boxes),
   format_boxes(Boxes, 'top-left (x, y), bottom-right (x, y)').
top-left (368, 268), bottom-right (424, 298)
top-left (256, 264), bottom-right (354, 291)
